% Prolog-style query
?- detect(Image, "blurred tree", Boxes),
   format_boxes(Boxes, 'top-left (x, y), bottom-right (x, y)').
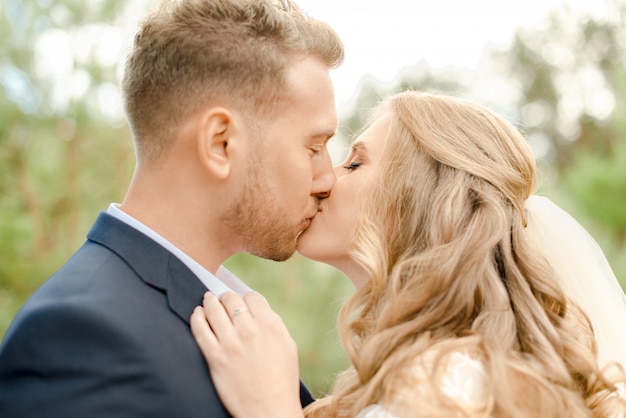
top-left (488, 0), bottom-right (626, 286)
top-left (492, 0), bottom-right (626, 170)
top-left (338, 61), bottom-right (467, 142)
top-left (561, 63), bottom-right (626, 249)
top-left (0, 0), bottom-right (135, 331)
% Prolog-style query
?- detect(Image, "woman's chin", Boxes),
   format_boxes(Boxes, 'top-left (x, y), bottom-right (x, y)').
top-left (295, 240), bottom-right (319, 261)
top-left (295, 227), bottom-right (314, 252)
top-left (295, 237), bottom-right (332, 264)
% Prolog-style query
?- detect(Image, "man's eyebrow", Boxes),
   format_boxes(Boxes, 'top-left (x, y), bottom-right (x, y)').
top-left (311, 130), bottom-right (336, 142)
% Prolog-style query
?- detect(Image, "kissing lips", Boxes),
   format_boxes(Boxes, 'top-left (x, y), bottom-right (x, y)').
top-left (297, 209), bottom-right (319, 237)
top-left (305, 208), bottom-right (321, 224)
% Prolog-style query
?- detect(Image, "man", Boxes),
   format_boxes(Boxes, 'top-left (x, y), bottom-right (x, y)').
top-left (0, 0), bottom-right (343, 416)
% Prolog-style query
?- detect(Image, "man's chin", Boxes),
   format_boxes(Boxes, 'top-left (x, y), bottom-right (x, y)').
top-left (251, 242), bottom-right (296, 262)
top-left (267, 245), bottom-right (295, 262)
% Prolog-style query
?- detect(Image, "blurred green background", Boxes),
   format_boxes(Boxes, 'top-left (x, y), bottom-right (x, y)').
top-left (1, 0), bottom-right (625, 397)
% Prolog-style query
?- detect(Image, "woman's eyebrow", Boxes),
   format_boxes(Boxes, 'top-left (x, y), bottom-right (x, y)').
top-left (351, 141), bottom-right (368, 158)
top-left (351, 141), bottom-right (366, 153)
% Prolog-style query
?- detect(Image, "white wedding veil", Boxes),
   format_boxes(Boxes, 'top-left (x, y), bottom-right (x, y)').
top-left (524, 195), bottom-right (626, 371)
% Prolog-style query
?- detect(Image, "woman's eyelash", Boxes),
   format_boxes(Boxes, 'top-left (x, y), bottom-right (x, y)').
top-left (344, 162), bottom-right (363, 170)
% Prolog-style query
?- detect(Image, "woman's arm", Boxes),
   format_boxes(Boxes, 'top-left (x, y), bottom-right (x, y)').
top-left (190, 291), bottom-right (305, 418)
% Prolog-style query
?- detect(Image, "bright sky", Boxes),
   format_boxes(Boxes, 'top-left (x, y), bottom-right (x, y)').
top-left (21, 0), bottom-right (609, 126)
top-left (294, 0), bottom-right (608, 107)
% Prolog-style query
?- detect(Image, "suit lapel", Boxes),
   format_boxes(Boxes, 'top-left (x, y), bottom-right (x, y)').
top-left (165, 257), bottom-right (209, 323)
top-left (87, 212), bottom-right (207, 324)
top-left (88, 212), bottom-right (317, 405)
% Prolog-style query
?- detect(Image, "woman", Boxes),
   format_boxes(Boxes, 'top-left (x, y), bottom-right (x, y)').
top-left (191, 91), bottom-right (626, 417)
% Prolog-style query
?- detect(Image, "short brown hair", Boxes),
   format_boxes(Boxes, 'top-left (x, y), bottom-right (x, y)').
top-left (122, 0), bottom-right (343, 164)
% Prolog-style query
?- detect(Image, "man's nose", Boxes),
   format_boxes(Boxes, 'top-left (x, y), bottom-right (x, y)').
top-left (311, 148), bottom-right (336, 199)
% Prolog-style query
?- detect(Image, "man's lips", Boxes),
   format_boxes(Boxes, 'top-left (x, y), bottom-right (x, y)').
top-left (300, 209), bottom-right (320, 230)
top-left (307, 208), bottom-right (321, 221)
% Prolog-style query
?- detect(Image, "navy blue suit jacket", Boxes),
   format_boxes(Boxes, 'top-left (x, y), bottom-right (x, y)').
top-left (0, 212), bottom-right (314, 417)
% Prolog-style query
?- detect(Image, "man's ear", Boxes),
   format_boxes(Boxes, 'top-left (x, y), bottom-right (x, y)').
top-left (196, 107), bottom-right (238, 180)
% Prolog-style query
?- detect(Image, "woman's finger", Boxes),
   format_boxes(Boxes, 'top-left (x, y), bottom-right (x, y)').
top-left (219, 291), bottom-right (254, 322)
top-left (189, 305), bottom-right (218, 358)
top-left (243, 291), bottom-right (272, 318)
top-left (202, 292), bottom-right (237, 341)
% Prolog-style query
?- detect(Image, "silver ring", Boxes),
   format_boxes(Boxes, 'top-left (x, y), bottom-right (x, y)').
top-left (231, 307), bottom-right (249, 317)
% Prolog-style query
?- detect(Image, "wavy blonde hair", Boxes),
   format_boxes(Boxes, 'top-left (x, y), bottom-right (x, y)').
top-left (306, 91), bottom-right (625, 417)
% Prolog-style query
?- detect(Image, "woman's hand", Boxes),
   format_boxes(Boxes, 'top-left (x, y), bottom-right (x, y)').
top-left (190, 291), bottom-right (305, 418)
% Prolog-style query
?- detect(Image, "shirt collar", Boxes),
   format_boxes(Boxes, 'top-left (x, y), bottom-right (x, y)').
top-left (106, 203), bottom-right (251, 298)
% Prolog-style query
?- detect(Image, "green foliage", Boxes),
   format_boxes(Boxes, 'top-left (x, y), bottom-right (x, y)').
top-left (484, 0), bottom-right (626, 287)
top-left (0, 0), bottom-right (136, 342)
top-left (563, 145), bottom-right (626, 242)
top-left (492, 0), bottom-right (626, 169)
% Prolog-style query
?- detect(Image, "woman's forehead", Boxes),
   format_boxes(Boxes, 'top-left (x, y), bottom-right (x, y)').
top-left (352, 117), bottom-right (391, 155)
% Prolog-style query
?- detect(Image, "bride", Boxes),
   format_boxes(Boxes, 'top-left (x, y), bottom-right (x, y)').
top-left (191, 91), bottom-right (626, 417)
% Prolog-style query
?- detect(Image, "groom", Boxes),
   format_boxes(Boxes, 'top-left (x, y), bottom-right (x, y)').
top-left (0, 0), bottom-right (343, 416)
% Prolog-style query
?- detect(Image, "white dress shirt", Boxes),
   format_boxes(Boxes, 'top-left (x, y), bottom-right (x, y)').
top-left (107, 203), bottom-right (252, 298)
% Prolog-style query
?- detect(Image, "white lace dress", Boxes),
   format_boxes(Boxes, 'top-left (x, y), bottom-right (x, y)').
top-left (355, 352), bottom-right (487, 418)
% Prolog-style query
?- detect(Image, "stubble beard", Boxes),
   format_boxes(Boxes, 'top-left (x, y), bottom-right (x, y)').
top-left (223, 159), bottom-right (298, 262)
